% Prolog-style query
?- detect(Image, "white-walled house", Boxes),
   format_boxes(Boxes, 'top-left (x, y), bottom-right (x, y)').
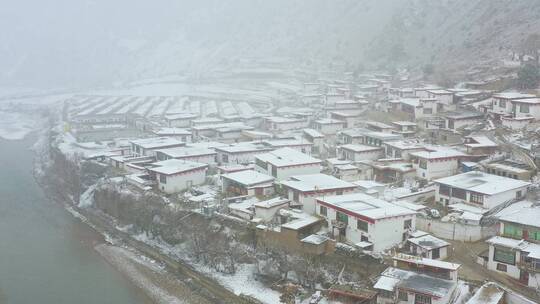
top-left (312, 118), bottom-right (346, 135)
top-left (155, 146), bottom-right (217, 165)
top-left (152, 128), bottom-right (192, 142)
top-left (486, 236), bottom-right (540, 290)
top-left (130, 137), bottom-right (186, 157)
top-left (407, 234), bottom-right (450, 260)
top-left (221, 170), bottom-right (275, 197)
top-left (147, 159), bottom-right (208, 194)
top-left (215, 143), bottom-right (273, 165)
top-left (442, 111), bottom-right (484, 130)
top-left (427, 89), bottom-right (455, 111)
top-left (263, 116), bottom-right (309, 131)
top-left (315, 193), bottom-right (416, 253)
top-left (383, 140), bottom-right (426, 161)
top-left (410, 147), bottom-right (466, 180)
top-left (164, 113), bottom-right (198, 128)
top-left (303, 128), bottom-right (325, 154)
top-left (374, 255), bottom-right (461, 304)
top-left (254, 197), bottom-right (290, 222)
top-left (391, 121), bottom-right (417, 138)
top-left (254, 147), bottom-right (322, 181)
top-left (281, 174), bottom-right (357, 214)
top-left (338, 144), bottom-right (383, 161)
top-left (434, 172), bottom-right (530, 209)
top-left (490, 92), bottom-right (536, 118)
top-left (485, 201), bottom-right (540, 289)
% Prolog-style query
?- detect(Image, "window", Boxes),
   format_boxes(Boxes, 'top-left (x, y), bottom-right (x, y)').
top-left (271, 165), bottom-right (277, 178)
top-left (452, 188), bottom-right (466, 200)
top-left (423, 108), bottom-right (432, 114)
top-left (398, 290), bottom-right (408, 301)
top-left (415, 294), bottom-right (432, 304)
top-left (520, 104), bottom-right (530, 113)
top-left (419, 160), bottom-right (427, 169)
top-left (496, 263), bottom-right (507, 272)
top-left (159, 174), bottom-right (167, 184)
top-left (499, 100), bottom-right (506, 108)
top-left (516, 190), bottom-right (523, 199)
top-left (320, 205), bottom-right (327, 216)
top-left (470, 192), bottom-right (483, 204)
top-left (494, 247), bottom-right (515, 265)
top-left (222, 154), bottom-right (228, 163)
top-left (503, 224), bottom-right (523, 239)
top-left (404, 219), bottom-right (412, 229)
top-left (336, 190), bottom-right (343, 195)
top-left (432, 248), bottom-right (440, 259)
top-left (336, 212), bottom-right (348, 224)
top-left (293, 190), bottom-right (299, 202)
top-left (378, 290), bottom-right (393, 299)
top-left (255, 158), bottom-right (267, 169)
top-left (439, 184), bottom-right (450, 196)
top-left (357, 219), bottom-right (368, 232)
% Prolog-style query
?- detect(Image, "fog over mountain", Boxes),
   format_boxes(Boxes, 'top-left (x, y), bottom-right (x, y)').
top-left (2, 0), bottom-right (540, 89)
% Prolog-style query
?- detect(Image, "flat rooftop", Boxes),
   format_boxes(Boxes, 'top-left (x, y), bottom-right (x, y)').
top-left (222, 170), bottom-right (274, 186)
top-left (281, 174), bottom-right (355, 192)
top-left (434, 171), bottom-right (530, 195)
top-left (316, 192), bottom-right (416, 221)
top-left (148, 159), bottom-right (207, 175)
top-left (256, 147), bottom-right (321, 167)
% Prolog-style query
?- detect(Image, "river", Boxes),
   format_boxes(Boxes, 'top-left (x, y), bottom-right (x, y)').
top-left (0, 135), bottom-right (152, 304)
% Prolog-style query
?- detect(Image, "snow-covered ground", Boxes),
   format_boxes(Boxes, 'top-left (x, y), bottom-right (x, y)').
top-left (133, 233), bottom-right (282, 304)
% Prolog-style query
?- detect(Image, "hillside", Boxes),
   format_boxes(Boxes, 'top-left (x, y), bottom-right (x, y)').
top-left (1, 0), bottom-right (539, 88)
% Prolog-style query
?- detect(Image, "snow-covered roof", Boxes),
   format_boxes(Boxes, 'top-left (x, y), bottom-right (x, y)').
top-left (496, 200), bottom-right (540, 228)
top-left (466, 282), bottom-right (505, 304)
top-left (399, 98), bottom-right (421, 107)
top-left (410, 146), bottom-right (465, 159)
top-left (301, 234), bottom-right (329, 245)
top-left (392, 121), bottom-right (417, 126)
top-left (408, 234), bottom-right (450, 250)
top-left (215, 143), bottom-right (272, 154)
top-left (262, 139), bottom-right (312, 148)
top-left (512, 97), bottom-right (540, 104)
top-left (486, 236), bottom-right (540, 259)
top-left (340, 128), bottom-right (402, 141)
top-left (164, 113), bottom-right (198, 120)
top-left (317, 193), bottom-right (416, 221)
top-left (147, 159), bottom-right (207, 175)
top-left (373, 275), bottom-right (400, 291)
top-left (222, 170), bottom-right (274, 187)
top-left (434, 172), bottom-right (530, 195)
top-left (303, 128), bottom-right (325, 138)
top-left (281, 213), bottom-right (320, 230)
top-left (427, 89), bottom-right (453, 95)
top-left (352, 180), bottom-right (385, 189)
top-left (384, 140), bottom-right (425, 150)
top-left (314, 118), bottom-right (345, 125)
top-left (130, 137), bottom-right (185, 149)
top-left (379, 267), bottom-right (456, 298)
top-left (153, 128), bottom-right (191, 136)
top-left (155, 146), bottom-right (216, 158)
top-left (493, 92), bottom-right (536, 100)
top-left (256, 147), bottom-right (321, 167)
top-left (281, 174), bottom-right (356, 192)
top-left (464, 136), bottom-right (498, 148)
top-left (365, 121), bottom-right (394, 129)
top-left (393, 254), bottom-right (461, 271)
top-left (340, 144), bottom-right (382, 152)
top-left (254, 197), bottom-right (289, 209)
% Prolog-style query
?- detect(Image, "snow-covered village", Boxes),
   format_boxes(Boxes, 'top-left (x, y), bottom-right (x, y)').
top-left (3, 1), bottom-right (540, 304)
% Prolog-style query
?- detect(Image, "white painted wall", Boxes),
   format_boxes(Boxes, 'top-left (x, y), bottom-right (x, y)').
top-left (156, 169), bottom-right (206, 194)
top-left (316, 201), bottom-right (415, 253)
top-left (414, 159), bottom-right (459, 181)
